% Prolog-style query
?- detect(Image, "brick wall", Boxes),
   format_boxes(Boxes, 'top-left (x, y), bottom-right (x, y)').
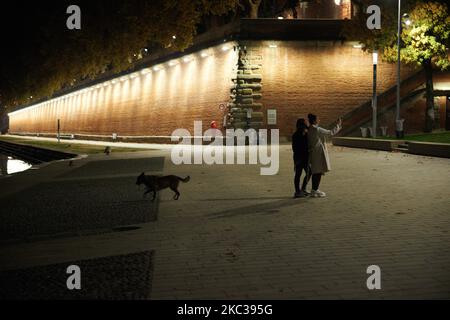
top-left (10, 40), bottom-right (424, 140)
top-left (254, 41), bottom-right (417, 137)
top-left (9, 44), bottom-right (238, 137)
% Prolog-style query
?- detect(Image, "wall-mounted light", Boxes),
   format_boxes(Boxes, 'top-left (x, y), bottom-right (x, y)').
top-left (269, 44), bottom-right (278, 48)
top-left (353, 44), bottom-right (363, 49)
top-left (334, 0), bottom-right (342, 5)
top-left (277, 16), bottom-right (284, 20)
top-left (153, 66), bottom-right (161, 72)
top-left (222, 45), bottom-right (230, 51)
top-left (183, 56), bottom-right (193, 63)
top-left (140, 69), bottom-right (151, 75)
top-left (169, 60), bottom-right (179, 67)
top-left (201, 52), bottom-right (209, 58)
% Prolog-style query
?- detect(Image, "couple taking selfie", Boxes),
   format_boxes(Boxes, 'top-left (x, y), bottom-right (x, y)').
top-left (292, 113), bottom-right (342, 198)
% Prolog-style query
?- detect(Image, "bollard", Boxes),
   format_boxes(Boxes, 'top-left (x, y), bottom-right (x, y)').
top-left (360, 127), bottom-right (368, 138)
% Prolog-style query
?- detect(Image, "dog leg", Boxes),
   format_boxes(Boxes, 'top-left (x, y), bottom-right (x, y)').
top-left (170, 187), bottom-right (180, 200)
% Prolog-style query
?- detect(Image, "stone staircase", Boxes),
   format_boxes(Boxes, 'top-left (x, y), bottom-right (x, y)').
top-left (336, 70), bottom-right (426, 137)
top-left (392, 141), bottom-right (410, 153)
top-left (228, 44), bottom-right (264, 130)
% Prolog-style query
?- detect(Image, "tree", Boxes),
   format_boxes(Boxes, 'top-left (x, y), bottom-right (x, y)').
top-left (247, 0), bottom-right (263, 18)
top-left (385, 1), bottom-right (450, 132)
top-left (0, 0), bottom-right (240, 110)
top-left (344, 0), bottom-right (450, 132)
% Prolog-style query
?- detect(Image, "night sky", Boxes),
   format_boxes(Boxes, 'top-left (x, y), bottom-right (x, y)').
top-left (1, 2), bottom-right (74, 82)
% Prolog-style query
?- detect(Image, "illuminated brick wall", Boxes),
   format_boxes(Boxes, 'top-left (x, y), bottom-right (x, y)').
top-left (9, 44), bottom-right (238, 137)
top-left (283, 0), bottom-right (352, 19)
top-left (256, 41), bottom-right (417, 137)
top-left (9, 40), bottom-right (421, 139)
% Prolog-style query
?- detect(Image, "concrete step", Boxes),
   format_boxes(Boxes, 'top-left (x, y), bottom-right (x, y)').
top-left (392, 147), bottom-right (409, 153)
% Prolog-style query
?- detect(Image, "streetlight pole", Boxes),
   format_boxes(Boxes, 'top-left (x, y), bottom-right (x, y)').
top-left (57, 119), bottom-right (61, 143)
top-left (372, 50), bottom-right (378, 138)
top-left (396, 0), bottom-right (401, 122)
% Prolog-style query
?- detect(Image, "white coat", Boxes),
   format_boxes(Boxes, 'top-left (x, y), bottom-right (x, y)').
top-left (307, 123), bottom-right (341, 174)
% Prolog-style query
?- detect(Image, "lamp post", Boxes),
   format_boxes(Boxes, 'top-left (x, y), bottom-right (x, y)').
top-left (372, 50), bottom-right (378, 138)
top-left (57, 119), bottom-right (61, 143)
top-left (396, 0), bottom-right (402, 123)
top-left (396, 0), bottom-right (411, 138)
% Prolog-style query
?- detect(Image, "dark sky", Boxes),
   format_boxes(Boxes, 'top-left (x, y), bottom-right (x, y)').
top-left (0, 1), bottom-right (81, 95)
top-left (0, 1), bottom-right (134, 104)
top-left (1, 2), bottom-right (72, 62)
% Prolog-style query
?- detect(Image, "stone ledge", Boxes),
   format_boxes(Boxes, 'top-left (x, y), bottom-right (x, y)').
top-left (332, 137), bottom-right (401, 152)
top-left (408, 141), bottom-right (450, 159)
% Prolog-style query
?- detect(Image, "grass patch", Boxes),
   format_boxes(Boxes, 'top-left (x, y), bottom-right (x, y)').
top-left (0, 136), bottom-right (152, 154)
top-left (375, 131), bottom-right (450, 144)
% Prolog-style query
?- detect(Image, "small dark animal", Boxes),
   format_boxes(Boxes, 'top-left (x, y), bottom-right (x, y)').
top-left (136, 173), bottom-right (190, 201)
top-left (104, 146), bottom-right (112, 155)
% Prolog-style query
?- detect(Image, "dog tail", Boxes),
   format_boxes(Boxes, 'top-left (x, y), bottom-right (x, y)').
top-left (179, 176), bottom-right (190, 183)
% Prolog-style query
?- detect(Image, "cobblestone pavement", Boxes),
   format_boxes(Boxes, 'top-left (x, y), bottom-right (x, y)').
top-left (0, 145), bottom-right (449, 299)
top-left (0, 157), bottom-right (163, 242)
top-left (0, 251), bottom-right (154, 300)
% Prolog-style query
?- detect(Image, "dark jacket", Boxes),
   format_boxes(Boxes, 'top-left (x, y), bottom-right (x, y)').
top-left (292, 130), bottom-right (309, 163)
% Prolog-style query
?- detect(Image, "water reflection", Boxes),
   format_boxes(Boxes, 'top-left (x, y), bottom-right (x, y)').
top-left (0, 154), bottom-right (33, 176)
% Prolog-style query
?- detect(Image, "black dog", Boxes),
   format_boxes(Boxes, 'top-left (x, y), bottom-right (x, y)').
top-left (136, 173), bottom-right (190, 201)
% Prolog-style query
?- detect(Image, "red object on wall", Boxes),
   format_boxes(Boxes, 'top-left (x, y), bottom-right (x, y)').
top-left (210, 121), bottom-right (218, 129)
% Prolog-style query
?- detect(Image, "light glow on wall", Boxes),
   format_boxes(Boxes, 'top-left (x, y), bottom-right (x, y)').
top-left (8, 42), bottom-right (238, 136)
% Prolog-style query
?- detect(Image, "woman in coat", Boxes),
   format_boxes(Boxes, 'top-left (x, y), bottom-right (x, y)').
top-left (307, 113), bottom-right (342, 198)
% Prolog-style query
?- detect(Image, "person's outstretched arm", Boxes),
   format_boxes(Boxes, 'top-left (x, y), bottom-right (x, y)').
top-left (317, 119), bottom-right (342, 137)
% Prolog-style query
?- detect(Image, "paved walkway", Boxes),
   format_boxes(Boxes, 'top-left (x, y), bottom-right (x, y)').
top-left (4, 134), bottom-right (178, 150)
top-left (0, 143), bottom-right (449, 299)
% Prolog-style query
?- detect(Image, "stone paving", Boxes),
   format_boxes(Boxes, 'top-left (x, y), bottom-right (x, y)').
top-left (0, 144), bottom-right (449, 299)
top-left (0, 157), bottom-right (163, 242)
top-left (0, 251), bottom-right (154, 300)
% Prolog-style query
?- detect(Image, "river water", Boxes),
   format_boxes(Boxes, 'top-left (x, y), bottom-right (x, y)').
top-left (0, 152), bottom-right (33, 176)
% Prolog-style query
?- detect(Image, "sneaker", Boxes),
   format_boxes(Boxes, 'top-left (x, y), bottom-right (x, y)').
top-left (294, 191), bottom-right (302, 198)
top-left (299, 190), bottom-right (309, 197)
top-left (316, 190), bottom-right (326, 197)
top-left (310, 190), bottom-right (326, 198)
top-left (302, 190), bottom-right (311, 196)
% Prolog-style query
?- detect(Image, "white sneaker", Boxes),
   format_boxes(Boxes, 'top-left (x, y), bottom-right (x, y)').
top-left (310, 190), bottom-right (326, 198)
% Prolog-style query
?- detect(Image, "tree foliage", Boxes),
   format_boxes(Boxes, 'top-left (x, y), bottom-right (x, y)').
top-left (0, 0), bottom-right (239, 110)
top-left (344, 0), bottom-right (450, 132)
top-left (383, 1), bottom-right (450, 70)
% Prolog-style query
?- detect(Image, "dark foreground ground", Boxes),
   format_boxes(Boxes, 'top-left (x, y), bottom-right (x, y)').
top-left (0, 144), bottom-right (449, 299)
